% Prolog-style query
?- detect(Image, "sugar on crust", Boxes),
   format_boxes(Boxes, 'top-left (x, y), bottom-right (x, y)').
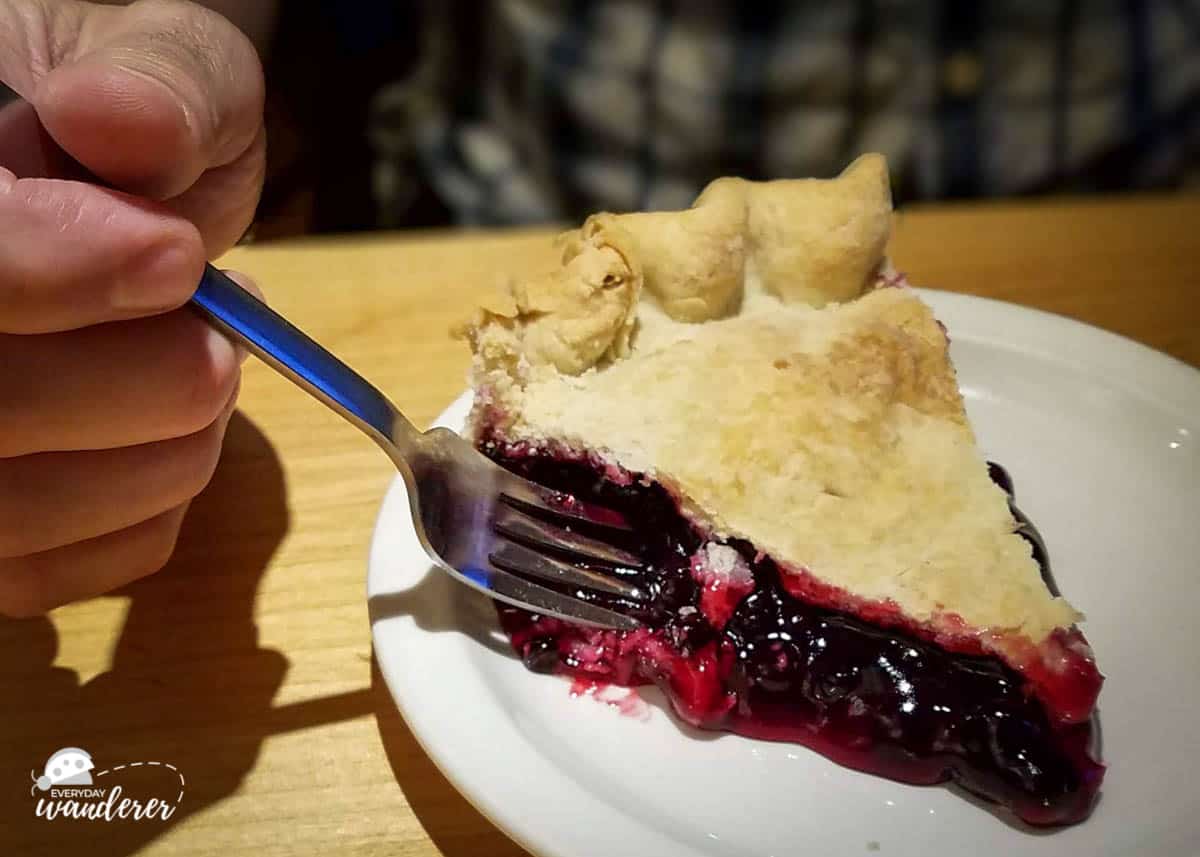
top-left (458, 154), bottom-right (1083, 676)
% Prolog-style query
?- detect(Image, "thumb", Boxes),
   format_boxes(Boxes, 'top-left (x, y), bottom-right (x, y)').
top-left (24, 0), bottom-right (264, 201)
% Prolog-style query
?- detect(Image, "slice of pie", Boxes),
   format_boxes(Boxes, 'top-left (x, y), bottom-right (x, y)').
top-left (457, 155), bottom-right (1105, 826)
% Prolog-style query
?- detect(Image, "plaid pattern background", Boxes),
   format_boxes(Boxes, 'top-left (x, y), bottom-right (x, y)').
top-left (371, 0), bottom-right (1200, 226)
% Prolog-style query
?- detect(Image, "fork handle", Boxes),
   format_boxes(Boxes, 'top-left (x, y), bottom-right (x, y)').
top-left (191, 263), bottom-right (420, 461)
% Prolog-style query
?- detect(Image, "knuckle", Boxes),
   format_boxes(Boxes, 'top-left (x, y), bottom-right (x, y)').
top-left (246, 126), bottom-right (268, 177)
top-left (0, 598), bottom-right (47, 620)
top-left (173, 419), bottom-right (226, 503)
top-left (0, 276), bottom-right (43, 326)
top-left (0, 342), bottom-right (33, 447)
top-left (0, 563), bottom-right (50, 619)
top-left (138, 513), bottom-right (184, 577)
top-left (0, 530), bottom-right (36, 561)
top-left (0, 472), bottom-right (35, 559)
top-left (139, 221), bottom-right (207, 308)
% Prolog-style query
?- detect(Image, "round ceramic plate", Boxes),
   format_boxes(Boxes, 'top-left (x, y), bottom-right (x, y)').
top-left (368, 290), bottom-right (1200, 857)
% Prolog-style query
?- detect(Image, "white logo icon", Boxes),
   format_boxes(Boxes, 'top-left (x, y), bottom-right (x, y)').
top-left (28, 746), bottom-right (185, 822)
top-left (32, 747), bottom-right (94, 793)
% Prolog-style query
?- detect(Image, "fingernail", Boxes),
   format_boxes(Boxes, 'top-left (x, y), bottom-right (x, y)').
top-left (222, 269), bottom-right (264, 302)
top-left (205, 323), bottom-right (248, 368)
top-left (113, 241), bottom-right (199, 314)
top-left (205, 323), bottom-right (240, 373)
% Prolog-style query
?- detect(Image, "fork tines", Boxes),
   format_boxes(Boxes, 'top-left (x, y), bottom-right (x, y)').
top-left (487, 488), bottom-right (653, 624)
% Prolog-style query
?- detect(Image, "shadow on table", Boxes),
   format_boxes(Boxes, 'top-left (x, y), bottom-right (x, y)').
top-left (371, 656), bottom-right (533, 857)
top-left (0, 414), bottom-right (372, 856)
top-left (366, 566), bottom-right (515, 657)
top-left (368, 567), bottom-right (531, 856)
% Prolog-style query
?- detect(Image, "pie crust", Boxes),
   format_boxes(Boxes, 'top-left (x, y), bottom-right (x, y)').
top-left (459, 155), bottom-right (1100, 725)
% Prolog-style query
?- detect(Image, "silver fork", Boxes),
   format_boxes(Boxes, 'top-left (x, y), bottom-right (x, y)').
top-left (191, 264), bottom-right (645, 630)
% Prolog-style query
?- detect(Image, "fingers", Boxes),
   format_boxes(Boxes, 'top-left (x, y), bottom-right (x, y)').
top-left (0, 504), bottom-right (191, 618)
top-left (0, 0), bottom-right (266, 258)
top-left (0, 175), bottom-right (205, 333)
top-left (0, 0), bottom-right (266, 615)
top-left (221, 268), bottom-right (263, 301)
top-left (165, 124), bottom-right (266, 257)
top-left (0, 306), bottom-right (243, 457)
top-left (0, 267), bottom-right (261, 617)
top-left (0, 99), bottom-right (89, 181)
top-left (0, 378), bottom-right (239, 558)
top-left (31, 0), bottom-right (266, 201)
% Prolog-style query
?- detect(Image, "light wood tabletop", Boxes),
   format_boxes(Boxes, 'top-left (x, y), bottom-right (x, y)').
top-left (3, 193), bottom-right (1198, 857)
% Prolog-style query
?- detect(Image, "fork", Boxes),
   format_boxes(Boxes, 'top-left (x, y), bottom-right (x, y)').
top-left (191, 264), bottom-right (644, 630)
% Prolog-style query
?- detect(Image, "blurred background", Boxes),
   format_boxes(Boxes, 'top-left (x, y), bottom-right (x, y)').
top-left (6, 0), bottom-right (1199, 238)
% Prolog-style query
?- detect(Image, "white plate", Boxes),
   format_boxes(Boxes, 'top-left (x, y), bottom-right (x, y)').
top-left (368, 290), bottom-right (1200, 857)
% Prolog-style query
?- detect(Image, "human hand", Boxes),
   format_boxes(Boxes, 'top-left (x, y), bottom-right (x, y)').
top-left (0, 0), bottom-right (266, 615)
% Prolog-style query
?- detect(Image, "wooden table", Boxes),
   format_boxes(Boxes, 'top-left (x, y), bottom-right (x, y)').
top-left (3, 194), bottom-right (1197, 857)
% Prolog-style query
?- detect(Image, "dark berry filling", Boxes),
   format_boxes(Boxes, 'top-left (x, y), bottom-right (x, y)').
top-left (485, 446), bottom-right (1105, 826)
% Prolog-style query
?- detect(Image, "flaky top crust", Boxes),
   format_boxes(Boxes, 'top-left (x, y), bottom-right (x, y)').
top-left (459, 155), bottom-right (1082, 662)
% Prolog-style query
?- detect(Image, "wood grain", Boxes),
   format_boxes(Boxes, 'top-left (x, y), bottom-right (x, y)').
top-left (2, 194), bottom-right (1197, 856)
